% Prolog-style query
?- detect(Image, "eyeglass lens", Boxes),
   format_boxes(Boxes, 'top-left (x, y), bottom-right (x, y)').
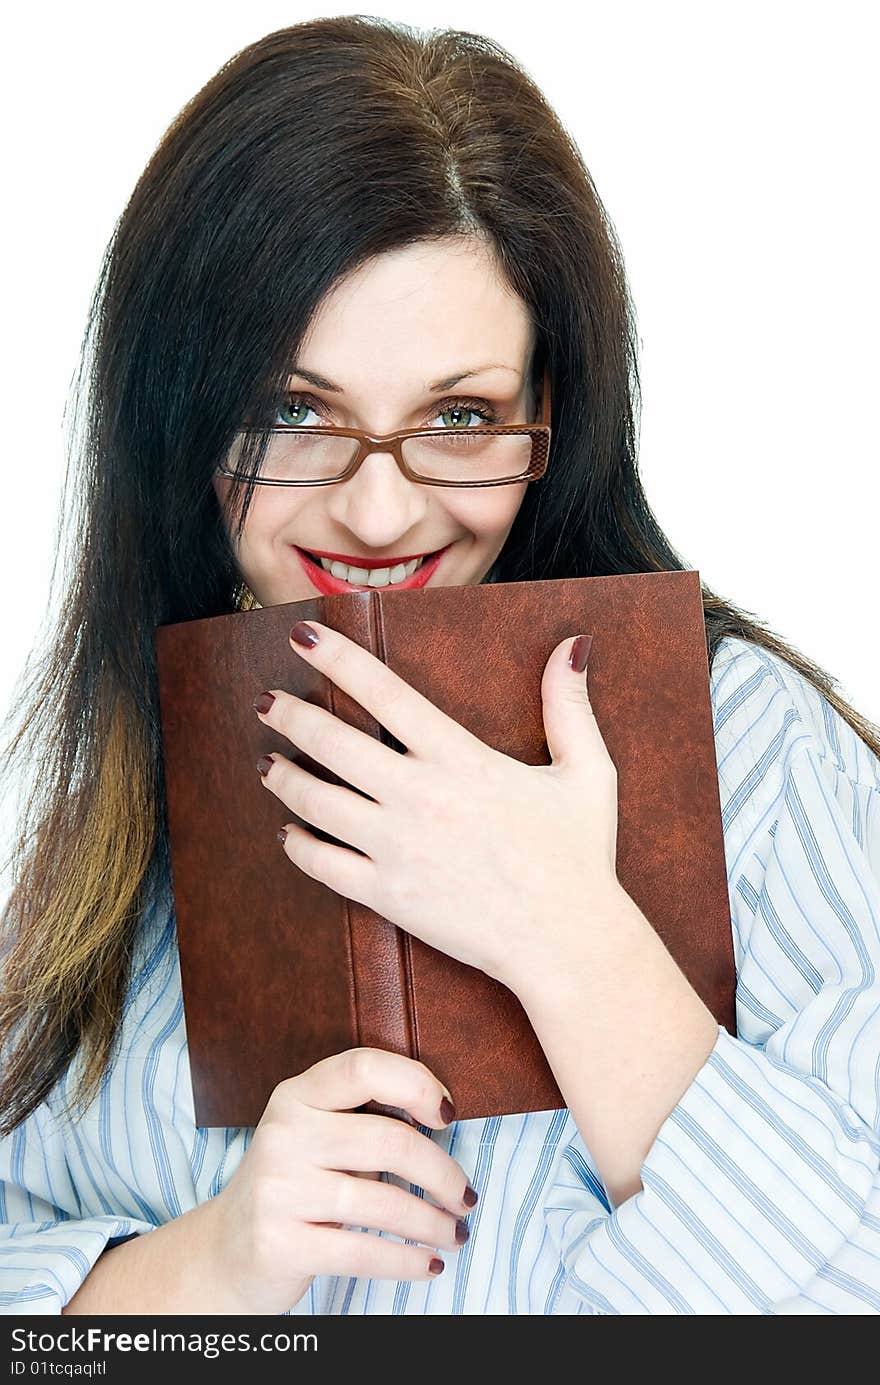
top-left (227, 430), bottom-right (535, 483)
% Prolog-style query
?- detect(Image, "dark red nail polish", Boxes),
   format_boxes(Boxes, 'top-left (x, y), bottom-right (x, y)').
top-left (253, 692), bottom-right (276, 714)
top-left (290, 621), bottom-right (320, 649)
top-left (439, 1096), bottom-right (456, 1125)
top-left (462, 1184), bottom-right (478, 1209)
top-left (569, 634), bottom-right (593, 674)
top-left (454, 1218), bottom-right (470, 1245)
top-left (428, 1257), bottom-right (445, 1275)
top-left (277, 828), bottom-right (288, 845)
top-left (256, 756), bottom-right (274, 777)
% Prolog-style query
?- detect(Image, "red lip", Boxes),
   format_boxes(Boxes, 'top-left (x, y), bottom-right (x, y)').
top-left (293, 544), bottom-right (450, 594)
top-left (298, 548), bottom-right (434, 568)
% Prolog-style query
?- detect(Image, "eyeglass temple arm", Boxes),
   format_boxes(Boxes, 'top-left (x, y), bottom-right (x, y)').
top-left (540, 362), bottom-right (551, 427)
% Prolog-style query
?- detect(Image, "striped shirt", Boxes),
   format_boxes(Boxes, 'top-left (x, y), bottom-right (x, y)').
top-left (1, 634), bottom-right (879, 1315)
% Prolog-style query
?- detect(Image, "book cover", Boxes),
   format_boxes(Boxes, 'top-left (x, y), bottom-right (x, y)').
top-left (154, 569), bottom-right (735, 1127)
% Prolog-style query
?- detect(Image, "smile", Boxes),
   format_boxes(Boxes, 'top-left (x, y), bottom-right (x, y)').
top-left (292, 544), bottom-right (452, 593)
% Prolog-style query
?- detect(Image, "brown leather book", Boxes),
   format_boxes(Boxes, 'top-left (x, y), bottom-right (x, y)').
top-left (153, 569), bottom-right (736, 1128)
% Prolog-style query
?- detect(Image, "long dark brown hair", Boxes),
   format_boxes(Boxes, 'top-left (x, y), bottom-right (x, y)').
top-left (1, 15), bottom-right (877, 1137)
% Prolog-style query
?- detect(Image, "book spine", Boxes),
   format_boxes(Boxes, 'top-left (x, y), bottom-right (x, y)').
top-left (326, 593), bottom-right (416, 1060)
top-left (346, 901), bottom-right (417, 1059)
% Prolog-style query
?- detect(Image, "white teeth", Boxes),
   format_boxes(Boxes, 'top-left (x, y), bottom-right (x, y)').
top-left (318, 555), bottom-right (424, 586)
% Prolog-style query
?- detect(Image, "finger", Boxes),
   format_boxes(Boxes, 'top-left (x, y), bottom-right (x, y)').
top-left (270, 1051), bottom-right (476, 1213)
top-left (313, 1110), bottom-right (476, 1216)
top-left (276, 817), bottom-right (379, 902)
top-left (301, 1168), bottom-right (469, 1253)
top-left (291, 1222), bottom-right (448, 1282)
top-left (255, 689), bottom-right (406, 802)
top-left (308, 1167), bottom-right (381, 1232)
top-left (540, 632), bottom-right (614, 772)
top-left (309, 1170), bottom-right (377, 1228)
top-left (258, 752), bottom-right (380, 852)
top-left (279, 1047), bottom-right (456, 1131)
top-left (287, 619), bottom-right (481, 763)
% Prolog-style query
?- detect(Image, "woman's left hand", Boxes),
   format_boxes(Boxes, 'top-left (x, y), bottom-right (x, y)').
top-left (253, 619), bottom-right (623, 990)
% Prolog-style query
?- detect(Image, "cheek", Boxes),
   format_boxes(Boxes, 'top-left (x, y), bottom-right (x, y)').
top-left (235, 488), bottom-right (298, 545)
top-left (457, 484), bottom-right (527, 541)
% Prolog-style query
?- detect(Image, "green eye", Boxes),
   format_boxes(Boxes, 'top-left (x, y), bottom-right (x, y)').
top-left (277, 398), bottom-right (317, 427)
top-left (438, 406), bottom-right (482, 429)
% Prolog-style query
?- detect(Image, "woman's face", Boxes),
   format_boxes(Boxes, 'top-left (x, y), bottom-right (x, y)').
top-left (212, 237), bottom-right (537, 607)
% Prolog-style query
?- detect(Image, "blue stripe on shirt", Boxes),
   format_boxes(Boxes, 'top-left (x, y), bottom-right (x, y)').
top-left (1, 635), bottom-right (879, 1314)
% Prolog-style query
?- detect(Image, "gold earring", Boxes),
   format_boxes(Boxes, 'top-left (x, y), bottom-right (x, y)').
top-left (237, 583), bottom-right (262, 612)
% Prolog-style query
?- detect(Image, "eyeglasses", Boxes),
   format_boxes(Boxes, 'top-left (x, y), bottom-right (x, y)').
top-left (216, 364), bottom-right (552, 488)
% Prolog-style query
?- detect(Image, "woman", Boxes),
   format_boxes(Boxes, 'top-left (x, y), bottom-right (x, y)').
top-left (1, 16), bottom-right (878, 1316)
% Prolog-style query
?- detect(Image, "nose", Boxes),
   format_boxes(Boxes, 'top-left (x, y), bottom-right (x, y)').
top-left (327, 446), bottom-right (431, 543)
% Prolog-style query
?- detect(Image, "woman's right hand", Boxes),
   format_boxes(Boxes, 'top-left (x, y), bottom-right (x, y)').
top-left (201, 1047), bottom-right (477, 1315)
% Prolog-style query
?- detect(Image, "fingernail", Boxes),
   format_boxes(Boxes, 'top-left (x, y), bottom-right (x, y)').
top-left (277, 828), bottom-right (288, 845)
top-left (454, 1218), bottom-right (470, 1245)
top-left (253, 691), bottom-right (276, 714)
top-left (568, 634), bottom-right (593, 674)
top-left (462, 1184), bottom-right (478, 1209)
top-left (439, 1096), bottom-right (456, 1125)
top-left (428, 1257), bottom-right (445, 1275)
top-left (256, 756), bottom-right (274, 777)
top-left (290, 621), bottom-right (320, 648)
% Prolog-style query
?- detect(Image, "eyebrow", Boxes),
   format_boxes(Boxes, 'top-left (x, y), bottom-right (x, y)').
top-left (287, 363), bottom-right (521, 392)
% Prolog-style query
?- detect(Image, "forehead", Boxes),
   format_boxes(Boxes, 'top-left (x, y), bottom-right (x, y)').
top-left (296, 239), bottom-right (534, 385)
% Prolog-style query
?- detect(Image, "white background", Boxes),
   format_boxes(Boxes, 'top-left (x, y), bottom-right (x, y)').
top-left (2, 0), bottom-right (877, 776)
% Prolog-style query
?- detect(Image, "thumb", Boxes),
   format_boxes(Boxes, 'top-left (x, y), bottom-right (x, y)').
top-left (541, 633), bottom-right (603, 768)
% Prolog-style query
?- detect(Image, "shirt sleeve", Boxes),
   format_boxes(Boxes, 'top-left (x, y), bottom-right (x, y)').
top-left (0, 1095), bottom-right (157, 1314)
top-left (541, 645), bottom-right (880, 1313)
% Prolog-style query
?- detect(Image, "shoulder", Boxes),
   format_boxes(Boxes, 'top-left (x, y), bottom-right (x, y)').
top-left (709, 636), bottom-right (880, 987)
top-left (709, 635), bottom-right (880, 907)
top-left (708, 641), bottom-right (880, 1076)
top-left (709, 635), bottom-right (879, 834)
top-left (710, 635), bottom-right (878, 789)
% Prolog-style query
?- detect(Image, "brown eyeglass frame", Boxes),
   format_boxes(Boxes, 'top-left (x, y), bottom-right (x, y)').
top-left (216, 363), bottom-right (552, 488)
